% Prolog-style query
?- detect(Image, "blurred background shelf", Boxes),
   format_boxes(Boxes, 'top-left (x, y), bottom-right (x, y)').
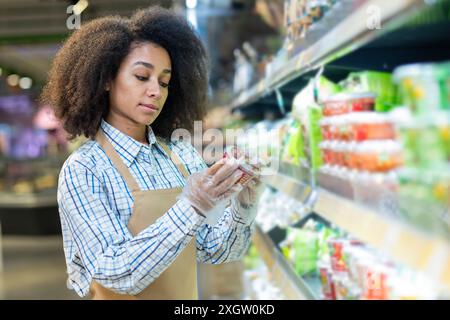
top-left (232, 0), bottom-right (429, 110)
top-left (0, 192), bottom-right (56, 208)
top-left (252, 225), bottom-right (322, 300)
top-left (316, 189), bottom-right (450, 288)
top-left (231, 0), bottom-right (450, 124)
top-left (0, 192), bottom-right (60, 235)
top-left (261, 170), bottom-right (450, 291)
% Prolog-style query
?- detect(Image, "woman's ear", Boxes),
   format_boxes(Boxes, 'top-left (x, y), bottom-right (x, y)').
top-left (105, 82), bottom-right (110, 91)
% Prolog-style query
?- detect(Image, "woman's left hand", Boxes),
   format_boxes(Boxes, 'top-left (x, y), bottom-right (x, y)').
top-left (237, 178), bottom-right (264, 208)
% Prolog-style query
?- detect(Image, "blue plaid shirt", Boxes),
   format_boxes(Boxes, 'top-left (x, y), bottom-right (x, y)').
top-left (58, 120), bottom-right (255, 297)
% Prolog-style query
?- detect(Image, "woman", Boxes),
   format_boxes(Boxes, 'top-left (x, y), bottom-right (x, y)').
top-left (41, 7), bottom-right (261, 299)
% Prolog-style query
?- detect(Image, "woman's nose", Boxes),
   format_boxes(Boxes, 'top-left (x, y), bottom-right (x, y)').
top-left (146, 77), bottom-right (162, 99)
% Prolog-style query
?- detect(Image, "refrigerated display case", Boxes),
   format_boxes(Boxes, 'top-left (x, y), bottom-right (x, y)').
top-left (0, 92), bottom-right (69, 234)
top-left (231, 0), bottom-right (450, 299)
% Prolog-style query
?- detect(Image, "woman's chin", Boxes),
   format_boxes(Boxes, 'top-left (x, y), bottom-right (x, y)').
top-left (135, 114), bottom-right (157, 126)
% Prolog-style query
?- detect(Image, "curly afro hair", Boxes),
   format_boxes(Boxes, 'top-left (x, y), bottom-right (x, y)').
top-left (41, 6), bottom-right (209, 140)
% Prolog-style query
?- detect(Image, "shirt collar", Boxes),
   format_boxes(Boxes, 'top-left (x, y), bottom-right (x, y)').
top-left (100, 119), bottom-right (158, 167)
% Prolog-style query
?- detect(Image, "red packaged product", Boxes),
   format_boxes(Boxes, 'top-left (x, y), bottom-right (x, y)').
top-left (363, 265), bottom-right (392, 300)
top-left (334, 142), bottom-right (348, 167)
top-left (349, 112), bottom-right (396, 141)
top-left (318, 261), bottom-right (336, 300)
top-left (348, 93), bottom-right (377, 112)
top-left (320, 118), bottom-right (333, 140)
top-left (223, 146), bottom-right (258, 186)
top-left (323, 99), bottom-right (348, 117)
top-left (323, 92), bottom-right (376, 117)
top-left (351, 141), bottom-right (403, 172)
top-left (319, 141), bottom-right (332, 165)
top-left (328, 239), bottom-right (349, 273)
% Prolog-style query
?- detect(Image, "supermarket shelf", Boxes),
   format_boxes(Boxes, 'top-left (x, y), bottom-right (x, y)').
top-left (261, 171), bottom-right (450, 291)
top-left (232, 0), bottom-right (426, 109)
top-left (261, 168), bottom-right (320, 227)
top-left (261, 162), bottom-right (317, 207)
top-left (315, 189), bottom-right (450, 289)
top-left (0, 192), bottom-right (57, 208)
top-left (262, 170), bottom-right (313, 205)
top-left (252, 225), bottom-right (321, 300)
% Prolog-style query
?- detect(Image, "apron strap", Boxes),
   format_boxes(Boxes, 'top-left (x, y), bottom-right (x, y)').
top-left (95, 130), bottom-right (141, 192)
top-left (156, 139), bottom-right (190, 179)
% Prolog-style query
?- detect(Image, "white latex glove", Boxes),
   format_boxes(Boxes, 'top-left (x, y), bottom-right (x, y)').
top-left (181, 158), bottom-right (244, 217)
top-left (230, 179), bottom-right (264, 225)
top-left (236, 178), bottom-right (264, 208)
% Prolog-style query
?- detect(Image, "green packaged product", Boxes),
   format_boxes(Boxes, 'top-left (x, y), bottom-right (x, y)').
top-left (345, 71), bottom-right (398, 112)
top-left (398, 168), bottom-right (450, 238)
top-left (398, 123), bottom-right (422, 167)
top-left (292, 229), bottom-right (319, 276)
top-left (316, 224), bottom-right (341, 260)
top-left (293, 77), bottom-right (340, 169)
top-left (281, 228), bottom-right (319, 276)
top-left (280, 228), bottom-right (297, 262)
top-left (393, 62), bottom-right (450, 115)
top-left (419, 123), bottom-right (448, 167)
top-left (436, 111), bottom-right (450, 162)
top-left (308, 103), bottom-right (324, 170)
top-left (283, 119), bottom-right (305, 165)
top-left (396, 109), bottom-right (450, 168)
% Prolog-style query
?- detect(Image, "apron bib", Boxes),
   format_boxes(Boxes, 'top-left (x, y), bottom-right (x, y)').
top-left (89, 130), bottom-right (197, 300)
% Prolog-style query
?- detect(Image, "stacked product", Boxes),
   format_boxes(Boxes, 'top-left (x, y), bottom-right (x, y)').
top-left (318, 237), bottom-right (442, 300)
top-left (313, 66), bottom-right (448, 235)
top-left (279, 221), bottom-right (340, 277)
top-left (284, 76), bottom-right (341, 170)
top-left (235, 64), bottom-right (449, 238)
top-left (319, 71), bottom-right (402, 177)
top-left (393, 62), bottom-right (450, 238)
top-left (278, 222), bottom-right (445, 299)
top-left (314, 71), bottom-right (404, 210)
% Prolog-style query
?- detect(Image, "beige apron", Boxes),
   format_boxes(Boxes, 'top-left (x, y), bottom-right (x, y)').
top-left (89, 130), bottom-right (198, 300)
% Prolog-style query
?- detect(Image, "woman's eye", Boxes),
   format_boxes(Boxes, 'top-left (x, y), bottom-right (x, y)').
top-left (160, 82), bottom-right (169, 88)
top-left (135, 75), bottom-right (148, 81)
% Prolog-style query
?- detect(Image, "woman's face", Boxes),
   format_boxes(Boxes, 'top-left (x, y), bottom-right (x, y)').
top-left (107, 41), bottom-right (172, 127)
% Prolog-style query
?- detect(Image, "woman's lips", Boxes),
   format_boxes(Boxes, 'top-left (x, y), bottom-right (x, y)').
top-left (139, 104), bottom-right (159, 112)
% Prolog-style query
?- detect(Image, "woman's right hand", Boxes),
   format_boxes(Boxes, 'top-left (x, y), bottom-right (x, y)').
top-left (181, 158), bottom-right (244, 217)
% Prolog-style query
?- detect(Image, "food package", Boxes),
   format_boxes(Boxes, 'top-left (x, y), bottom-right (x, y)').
top-left (223, 146), bottom-right (259, 186)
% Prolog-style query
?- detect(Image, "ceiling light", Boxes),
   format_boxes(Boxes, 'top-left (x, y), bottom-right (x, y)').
top-left (186, 0), bottom-right (198, 9)
top-left (187, 9), bottom-right (198, 29)
top-left (7, 74), bottom-right (20, 86)
top-left (73, 0), bottom-right (89, 15)
top-left (19, 77), bottom-right (33, 89)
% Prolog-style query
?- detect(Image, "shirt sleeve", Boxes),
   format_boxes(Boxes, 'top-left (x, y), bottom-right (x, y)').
top-left (173, 140), bottom-right (257, 263)
top-left (196, 202), bottom-right (255, 264)
top-left (58, 159), bottom-right (205, 296)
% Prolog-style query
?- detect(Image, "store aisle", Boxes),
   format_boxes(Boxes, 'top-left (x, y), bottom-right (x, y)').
top-left (0, 236), bottom-right (82, 300)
